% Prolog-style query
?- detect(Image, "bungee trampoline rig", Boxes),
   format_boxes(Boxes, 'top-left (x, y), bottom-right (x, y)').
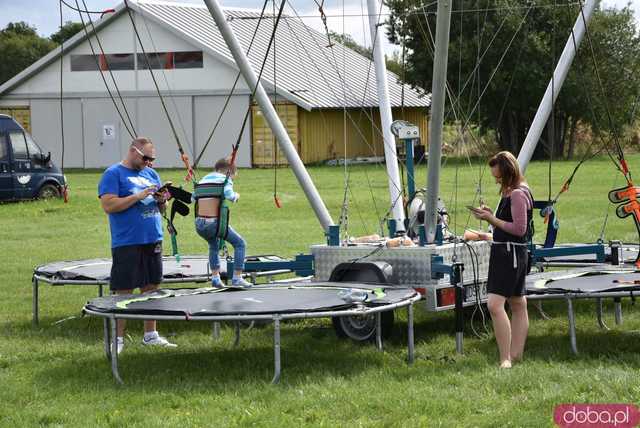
top-left (34, 0), bottom-right (640, 384)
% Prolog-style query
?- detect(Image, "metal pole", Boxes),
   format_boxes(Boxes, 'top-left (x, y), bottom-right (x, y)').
top-left (202, 0), bottom-right (334, 232)
top-left (375, 312), bottom-right (383, 351)
top-left (424, 0), bottom-right (452, 243)
top-left (407, 304), bottom-right (415, 364)
top-left (110, 317), bottom-right (124, 384)
top-left (272, 316), bottom-right (281, 384)
top-left (517, 0), bottom-right (597, 172)
top-left (567, 298), bottom-right (578, 355)
top-left (32, 276), bottom-right (39, 326)
top-left (367, 0), bottom-right (405, 233)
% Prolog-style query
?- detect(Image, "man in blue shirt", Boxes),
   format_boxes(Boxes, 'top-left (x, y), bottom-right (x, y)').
top-left (98, 137), bottom-right (176, 354)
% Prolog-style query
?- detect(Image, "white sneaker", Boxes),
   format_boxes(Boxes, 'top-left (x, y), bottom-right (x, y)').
top-left (142, 335), bottom-right (177, 348)
top-left (231, 277), bottom-right (253, 288)
top-left (111, 337), bottom-right (124, 355)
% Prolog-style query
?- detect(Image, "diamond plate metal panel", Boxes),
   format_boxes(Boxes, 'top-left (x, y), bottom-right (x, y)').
top-left (311, 241), bottom-right (490, 286)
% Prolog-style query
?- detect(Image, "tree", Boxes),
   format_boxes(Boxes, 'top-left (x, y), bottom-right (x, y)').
top-left (329, 30), bottom-right (405, 78)
top-left (0, 22), bottom-right (56, 86)
top-left (386, 1), bottom-right (640, 159)
top-left (50, 21), bottom-right (84, 45)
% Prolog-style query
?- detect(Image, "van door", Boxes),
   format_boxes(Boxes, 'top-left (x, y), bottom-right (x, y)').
top-left (0, 134), bottom-right (14, 200)
top-left (7, 130), bottom-right (35, 198)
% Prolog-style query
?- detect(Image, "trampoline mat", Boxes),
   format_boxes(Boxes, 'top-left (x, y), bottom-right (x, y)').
top-left (526, 269), bottom-right (640, 294)
top-left (34, 254), bottom-right (287, 281)
top-left (84, 283), bottom-right (418, 317)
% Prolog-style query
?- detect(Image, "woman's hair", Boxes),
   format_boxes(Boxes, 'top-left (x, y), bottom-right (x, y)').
top-left (488, 151), bottom-right (523, 194)
top-left (214, 157), bottom-right (237, 175)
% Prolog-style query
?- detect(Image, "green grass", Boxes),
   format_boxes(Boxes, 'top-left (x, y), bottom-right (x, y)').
top-left (1, 155), bottom-right (639, 427)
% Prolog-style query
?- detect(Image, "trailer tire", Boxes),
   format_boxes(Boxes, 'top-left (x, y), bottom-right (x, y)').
top-left (332, 310), bottom-right (394, 341)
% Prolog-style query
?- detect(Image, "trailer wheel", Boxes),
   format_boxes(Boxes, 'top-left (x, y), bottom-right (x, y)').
top-left (332, 310), bottom-right (394, 342)
top-left (38, 183), bottom-right (61, 199)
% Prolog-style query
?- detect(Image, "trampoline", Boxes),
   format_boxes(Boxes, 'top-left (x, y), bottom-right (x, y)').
top-left (525, 267), bottom-right (640, 354)
top-left (32, 254), bottom-right (291, 324)
top-left (83, 282), bottom-right (421, 384)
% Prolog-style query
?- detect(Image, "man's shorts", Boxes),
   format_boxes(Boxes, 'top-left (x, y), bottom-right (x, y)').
top-left (110, 242), bottom-right (163, 291)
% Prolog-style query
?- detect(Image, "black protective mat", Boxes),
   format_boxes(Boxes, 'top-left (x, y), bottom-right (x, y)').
top-left (526, 269), bottom-right (640, 294)
top-left (35, 254), bottom-right (288, 281)
top-left (84, 283), bottom-right (418, 316)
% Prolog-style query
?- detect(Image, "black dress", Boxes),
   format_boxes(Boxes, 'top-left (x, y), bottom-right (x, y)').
top-left (486, 187), bottom-right (533, 298)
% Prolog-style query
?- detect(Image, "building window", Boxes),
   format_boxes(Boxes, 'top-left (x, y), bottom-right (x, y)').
top-left (137, 52), bottom-right (173, 70)
top-left (72, 51), bottom-right (203, 71)
top-left (71, 54), bottom-right (100, 71)
top-left (102, 53), bottom-right (135, 71)
top-left (174, 51), bottom-right (203, 69)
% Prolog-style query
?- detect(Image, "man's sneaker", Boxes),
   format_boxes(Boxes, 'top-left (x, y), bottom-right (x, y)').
top-left (111, 337), bottom-right (124, 355)
top-left (142, 335), bottom-right (177, 348)
top-left (211, 276), bottom-right (224, 288)
top-left (231, 277), bottom-right (253, 288)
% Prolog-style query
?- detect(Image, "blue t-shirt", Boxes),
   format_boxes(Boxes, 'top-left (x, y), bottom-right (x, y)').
top-left (98, 163), bottom-right (163, 248)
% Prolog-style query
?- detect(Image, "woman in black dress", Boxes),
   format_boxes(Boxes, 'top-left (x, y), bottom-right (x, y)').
top-left (471, 151), bottom-right (533, 368)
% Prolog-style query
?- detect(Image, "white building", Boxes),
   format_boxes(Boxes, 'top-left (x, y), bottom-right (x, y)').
top-left (0, 0), bottom-right (430, 168)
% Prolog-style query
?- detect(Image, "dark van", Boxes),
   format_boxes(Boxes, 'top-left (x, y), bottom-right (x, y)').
top-left (0, 114), bottom-right (66, 201)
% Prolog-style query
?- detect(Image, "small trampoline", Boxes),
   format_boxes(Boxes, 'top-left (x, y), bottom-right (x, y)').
top-left (32, 254), bottom-right (291, 324)
top-left (83, 282), bottom-right (421, 384)
top-left (525, 267), bottom-right (640, 353)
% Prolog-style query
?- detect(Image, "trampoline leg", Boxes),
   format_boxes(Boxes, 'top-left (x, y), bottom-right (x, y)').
top-left (32, 277), bottom-right (39, 326)
top-left (614, 298), bottom-right (623, 325)
top-left (212, 322), bottom-right (221, 340)
top-left (596, 298), bottom-right (609, 330)
top-left (104, 319), bottom-right (111, 360)
top-left (375, 313), bottom-right (383, 351)
top-left (407, 304), bottom-right (415, 364)
top-left (110, 317), bottom-right (124, 385)
top-left (98, 284), bottom-right (104, 297)
top-left (233, 322), bottom-right (241, 347)
top-left (271, 317), bottom-right (281, 384)
top-left (567, 298), bottom-right (578, 355)
top-left (535, 301), bottom-right (551, 321)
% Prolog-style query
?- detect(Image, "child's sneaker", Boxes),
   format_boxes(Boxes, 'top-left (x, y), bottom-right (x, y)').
top-left (231, 277), bottom-right (252, 288)
top-left (211, 276), bottom-right (224, 288)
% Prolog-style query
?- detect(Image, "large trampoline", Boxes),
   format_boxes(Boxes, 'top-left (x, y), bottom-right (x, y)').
top-left (32, 254), bottom-right (291, 324)
top-left (525, 267), bottom-right (640, 354)
top-left (83, 282), bottom-right (421, 384)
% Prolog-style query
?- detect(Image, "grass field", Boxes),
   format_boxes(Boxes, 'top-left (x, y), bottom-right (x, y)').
top-left (1, 155), bottom-right (639, 427)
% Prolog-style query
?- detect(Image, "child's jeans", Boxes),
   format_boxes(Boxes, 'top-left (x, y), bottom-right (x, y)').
top-left (195, 217), bottom-right (246, 272)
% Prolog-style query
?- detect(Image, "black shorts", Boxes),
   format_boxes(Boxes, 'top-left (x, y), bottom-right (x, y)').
top-left (110, 242), bottom-right (163, 291)
top-left (486, 244), bottom-right (528, 298)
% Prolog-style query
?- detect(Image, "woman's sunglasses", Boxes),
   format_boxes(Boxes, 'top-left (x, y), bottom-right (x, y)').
top-left (132, 145), bottom-right (156, 162)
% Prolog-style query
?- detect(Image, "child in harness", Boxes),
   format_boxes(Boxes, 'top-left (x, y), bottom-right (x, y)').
top-left (194, 157), bottom-right (251, 288)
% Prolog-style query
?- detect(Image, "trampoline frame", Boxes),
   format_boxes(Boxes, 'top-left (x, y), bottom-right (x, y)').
top-left (31, 267), bottom-right (291, 325)
top-left (526, 290), bottom-right (637, 355)
top-left (83, 293), bottom-right (421, 384)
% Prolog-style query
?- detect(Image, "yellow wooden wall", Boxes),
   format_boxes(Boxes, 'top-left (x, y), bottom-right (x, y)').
top-left (0, 106), bottom-right (31, 133)
top-left (252, 102), bottom-right (429, 166)
top-left (252, 103), bottom-right (298, 167)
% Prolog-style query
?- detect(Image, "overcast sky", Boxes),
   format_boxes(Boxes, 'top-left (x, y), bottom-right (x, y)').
top-left (0, 0), bottom-right (637, 56)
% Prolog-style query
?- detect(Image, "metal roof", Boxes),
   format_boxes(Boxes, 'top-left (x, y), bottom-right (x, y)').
top-left (0, 0), bottom-right (431, 110)
top-left (136, 1), bottom-right (430, 109)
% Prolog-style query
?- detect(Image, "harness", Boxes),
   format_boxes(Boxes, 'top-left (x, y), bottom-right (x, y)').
top-left (193, 181), bottom-right (230, 243)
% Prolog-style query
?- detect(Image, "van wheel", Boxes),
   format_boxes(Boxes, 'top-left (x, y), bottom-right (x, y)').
top-left (38, 184), bottom-right (61, 199)
top-left (332, 311), bottom-right (394, 342)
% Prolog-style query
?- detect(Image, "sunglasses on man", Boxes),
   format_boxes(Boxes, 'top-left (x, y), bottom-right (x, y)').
top-left (132, 145), bottom-right (156, 162)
